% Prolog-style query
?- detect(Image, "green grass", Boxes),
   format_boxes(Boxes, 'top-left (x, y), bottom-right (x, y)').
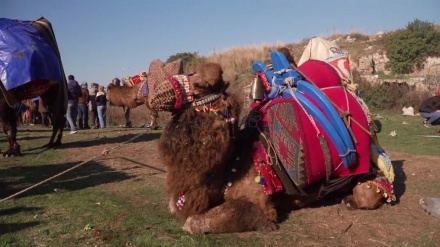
top-left (372, 110), bottom-right (439, 156)
top-left (0, 127), bottom-right (267, 246)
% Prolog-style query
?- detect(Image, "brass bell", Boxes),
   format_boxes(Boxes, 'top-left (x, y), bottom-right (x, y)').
top-left (249, 75), bottom-right (264, 100)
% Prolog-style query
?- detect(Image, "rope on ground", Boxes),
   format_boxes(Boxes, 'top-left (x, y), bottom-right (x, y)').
top-left (0, 131), bottom-right (148, 203)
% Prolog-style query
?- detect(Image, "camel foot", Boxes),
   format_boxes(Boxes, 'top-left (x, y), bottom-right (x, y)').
top-left (144, 125), bottom-right (159, 130)
top-left (3, 148), bottom-right (22, 157)
top-left (43, 141), bottom-right (61, 149)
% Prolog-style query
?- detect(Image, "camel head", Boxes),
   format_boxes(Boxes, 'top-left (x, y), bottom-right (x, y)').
top-left (106, 83), bottom-right (113, 100)
top-left (112, 77), bottom-right (121, 86)
top-left (149, 62), bottom-right (229, 112)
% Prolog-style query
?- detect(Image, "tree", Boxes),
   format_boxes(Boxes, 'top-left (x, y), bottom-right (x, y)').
top-left (384, 19), bottom-right (440, 74)
top-left (166, 52), bottom-right (206, 73)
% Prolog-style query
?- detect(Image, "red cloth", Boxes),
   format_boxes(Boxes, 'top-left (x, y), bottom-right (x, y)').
top-left (298, 59), bottom-right (342, 88)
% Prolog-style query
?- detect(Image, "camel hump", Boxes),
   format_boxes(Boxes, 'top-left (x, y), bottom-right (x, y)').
top-left (164, 59), bottom-right (184, 75)
top-left (148, 59), bottom-right (183, 91)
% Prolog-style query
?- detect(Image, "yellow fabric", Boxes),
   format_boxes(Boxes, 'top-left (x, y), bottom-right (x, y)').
top-left (370, 143), bottom-right (395, 183)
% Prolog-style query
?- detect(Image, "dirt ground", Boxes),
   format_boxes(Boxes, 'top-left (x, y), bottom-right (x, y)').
top-left (55, 126), bottom-right (440, 246)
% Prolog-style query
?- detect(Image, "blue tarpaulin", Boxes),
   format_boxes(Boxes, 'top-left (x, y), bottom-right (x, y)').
top-left (0, 18), bottom-right (62, 90)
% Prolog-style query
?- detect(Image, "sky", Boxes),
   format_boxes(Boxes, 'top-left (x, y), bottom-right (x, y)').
top-left (1, 0), bottom-right (439, 86)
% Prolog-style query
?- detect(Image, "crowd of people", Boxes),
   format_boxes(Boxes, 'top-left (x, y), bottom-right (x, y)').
top-left (66, 75), bottom-right (107, 134)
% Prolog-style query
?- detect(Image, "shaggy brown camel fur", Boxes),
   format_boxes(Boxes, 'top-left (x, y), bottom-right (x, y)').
top-left (0, 17), bottom-right (67, 157)
top-left (150, 62), bottom-right (394, 234)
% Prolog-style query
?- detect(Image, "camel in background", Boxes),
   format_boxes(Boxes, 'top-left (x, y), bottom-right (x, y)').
top-left (106, 59), bottom-right (183, 128)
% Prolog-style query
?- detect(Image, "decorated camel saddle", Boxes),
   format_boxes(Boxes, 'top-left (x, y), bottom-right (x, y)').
top-left (121, 59), bottom-right (184, 102)
top-left (120, 71), bottom-right (150, 103)
top-left (250, 51), bottom-right (395, 201)
top-left (0, 17), bottom-right (64, 107)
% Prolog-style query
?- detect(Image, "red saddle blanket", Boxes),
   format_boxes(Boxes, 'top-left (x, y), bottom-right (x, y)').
top-left (124, 75), bottom-right (142, 87)
top-left (255, 92), bottom-right (370, 188)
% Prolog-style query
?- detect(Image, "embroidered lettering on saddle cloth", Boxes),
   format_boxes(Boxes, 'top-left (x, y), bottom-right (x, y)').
top-left (257, 72), bottom-right (271, 91)
top-left (252, 140), bottom-right (283, 195)
top-left (166, 75), bottom-right (194, 111)
top-left (171, 75), bottom-right (194, 103)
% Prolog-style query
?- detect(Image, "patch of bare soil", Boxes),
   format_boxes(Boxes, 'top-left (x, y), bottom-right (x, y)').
top-left (62, 129), bottom-right (440, 245)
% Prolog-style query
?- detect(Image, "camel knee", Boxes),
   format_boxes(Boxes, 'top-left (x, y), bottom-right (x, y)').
top-left (168, 198), bottom-right (176, 214)
top-left (181, 199), bottom-right (277, 234)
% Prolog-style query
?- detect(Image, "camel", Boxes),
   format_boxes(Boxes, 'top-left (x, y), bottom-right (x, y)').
top-left (106, 77), bottom-right (158, 129)
top-left (106, 59), bottom-right (183, 128)
top-left (0, 17), bottom-right (67, 156)
top-left (149, 61), bottom-right (396, 234)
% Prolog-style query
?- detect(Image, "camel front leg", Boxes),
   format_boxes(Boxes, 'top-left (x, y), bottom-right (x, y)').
top-left (149, 109), bottom-right (159, 130)
top-left (42, 115), bottom-right (65, 148)
top-left (124, 107), bottom-right (132, 127)
top-left (3, 124), bottom-right (21, 157)
top-left (144, 98), bottom-right (158, 129)
top-left (182, 199), bottom-right (277, 234)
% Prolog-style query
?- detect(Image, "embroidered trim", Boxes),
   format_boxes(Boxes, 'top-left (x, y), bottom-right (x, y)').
top-left (192, 93), bottom-right (222, 107)
top-left (167, 76), bottom-right (183, 111)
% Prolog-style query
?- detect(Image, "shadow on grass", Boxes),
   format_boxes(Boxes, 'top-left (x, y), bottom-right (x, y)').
top-left (0, 206), bottom-right (44, 235)
top-left (0, 160), bottom-right (134, 200)
top-left (58, 132), bottom-right (161, 149)
top-left (17, 128), bottom-right (53, 133)
top-left (391, 159), bottom-right (406, 203)
top-left (16, 135), bottom-right (50, 141)
top-left (117, 157), bottom-right (166, 174)
top-left (373, 119), bottom-right (382, 133)
top-left (22, 132), bottom-right (161, 153)
top-left (0, 222), bottom-right (41, 235)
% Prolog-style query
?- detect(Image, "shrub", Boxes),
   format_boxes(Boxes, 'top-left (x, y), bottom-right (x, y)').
top-left (384, 19), bottom-right (440, 74)
top-left (349, 33), bottom-right (370, 41)
top-left (354, 69), bottom-right (432, 111)
top-left (166, 52), bottom-right (206, 73)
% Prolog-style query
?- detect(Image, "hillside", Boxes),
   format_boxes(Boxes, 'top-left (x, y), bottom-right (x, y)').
top-left (204, 24), bottom-right (440, 93)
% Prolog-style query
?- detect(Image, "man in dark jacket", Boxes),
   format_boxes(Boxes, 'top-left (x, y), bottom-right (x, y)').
top-left (418, 95), bottom-right (440, 128)
top-left (66, 75), bottom-right (82, 134)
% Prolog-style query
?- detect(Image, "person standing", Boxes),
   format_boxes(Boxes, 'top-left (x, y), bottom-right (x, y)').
top-left (29, 96), bottom-right (39, 125)
top-left (38, 96), bottom-right (51, 127)
top-left (89, 82), bottom-right (99, 128)
top-left (66, 75), bottom-right (82, 134)
top-left (95, 85), bottom-right (107, 128)
top-left (418, 95), bottom-right (440, 128)
top-left (78, 82), bottom-right (90, 129)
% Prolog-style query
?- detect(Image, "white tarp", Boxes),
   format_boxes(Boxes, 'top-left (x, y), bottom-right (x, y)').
top-left (298, 37), bottom-right (344, 66)
top-left (298, 37), bottom-right (352, 83)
